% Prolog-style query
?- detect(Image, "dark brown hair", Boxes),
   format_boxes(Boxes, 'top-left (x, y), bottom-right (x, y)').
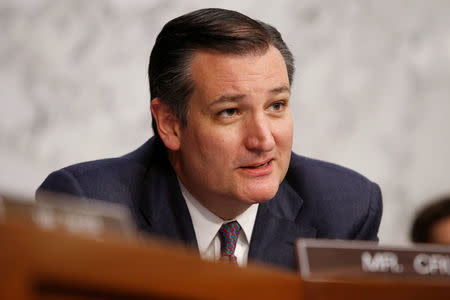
top-left (148, 8), bottom-right (295, 138)
top-left (411, 196), bottom-right (450, 243)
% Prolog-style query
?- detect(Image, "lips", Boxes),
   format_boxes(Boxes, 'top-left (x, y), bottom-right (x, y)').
top-left (241, 159), bottom-right (273, 169)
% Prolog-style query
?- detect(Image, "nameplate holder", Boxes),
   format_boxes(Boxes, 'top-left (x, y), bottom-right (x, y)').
top-left (297, 239), bottom-right (450, 282)
top-left (0, 192), bottom-right (135, 238)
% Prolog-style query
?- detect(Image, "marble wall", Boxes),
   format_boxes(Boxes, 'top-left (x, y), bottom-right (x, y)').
top-left (1, 0), bottom-right (449, 245)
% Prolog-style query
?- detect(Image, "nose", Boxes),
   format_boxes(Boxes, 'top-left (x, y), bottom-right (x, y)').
top-left (243, 113), bottom-right (275, 153)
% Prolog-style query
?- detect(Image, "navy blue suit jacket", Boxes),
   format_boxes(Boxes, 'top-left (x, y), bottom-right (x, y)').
top-left (37, 137), bottom-right (382, 270)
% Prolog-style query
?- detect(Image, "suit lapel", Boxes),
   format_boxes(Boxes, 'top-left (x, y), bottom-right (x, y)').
top-left (135, 148), bottom-right (198, 249)
top-left (248, 180), bottom-right (317, 269)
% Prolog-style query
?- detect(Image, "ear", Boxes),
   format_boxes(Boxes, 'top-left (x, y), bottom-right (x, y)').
top-left (150, 98), bottom-right (181, 151)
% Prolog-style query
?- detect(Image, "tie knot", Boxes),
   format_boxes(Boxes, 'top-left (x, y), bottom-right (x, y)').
top-left (219, 221), bottom-right (241, 262)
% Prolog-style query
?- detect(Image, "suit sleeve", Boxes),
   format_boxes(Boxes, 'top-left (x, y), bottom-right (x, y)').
top-left (36, 169), bottom-right (86, 200)
top-left (353, 182), bottom-right (383, 241)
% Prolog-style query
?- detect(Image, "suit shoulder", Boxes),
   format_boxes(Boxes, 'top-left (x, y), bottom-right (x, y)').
top-left (60, 156), bottom-right (140, 178)
top-left (37, 138), bottom-right (161, 203)
top-left (286, 152), bottom-right (382, 240)
top-left (287, 152), bottom-right (375, 191)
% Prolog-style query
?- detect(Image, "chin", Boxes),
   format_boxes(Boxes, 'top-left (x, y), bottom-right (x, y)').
top-left (240, 185), bottom-right (279, 204)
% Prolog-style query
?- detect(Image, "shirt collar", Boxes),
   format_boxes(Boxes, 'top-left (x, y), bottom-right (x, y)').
top-left (178, 179), bottom-right (259, 254)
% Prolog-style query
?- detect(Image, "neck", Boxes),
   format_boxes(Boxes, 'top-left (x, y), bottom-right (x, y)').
top-left (181, 178), bottom-right (251, 220)
top-left (205, 201), bottom-right (251, 221)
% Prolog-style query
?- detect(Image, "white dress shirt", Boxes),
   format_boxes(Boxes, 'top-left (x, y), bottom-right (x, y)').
top-left (178, 180), bottom-right (258, 266)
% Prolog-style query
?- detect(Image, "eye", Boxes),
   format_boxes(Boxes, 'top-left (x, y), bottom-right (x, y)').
top-left (269, 101), bottom-right (286, 112)
top-left (218, 108), bottom-right (238, 118)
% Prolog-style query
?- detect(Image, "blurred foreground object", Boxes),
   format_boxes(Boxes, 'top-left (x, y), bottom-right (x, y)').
top-left (0, 193), bottom-right (302, 300)
top-left (0, 192), bottom-right (135, 238)
top-left (411, 196), bottom-right (450, 244)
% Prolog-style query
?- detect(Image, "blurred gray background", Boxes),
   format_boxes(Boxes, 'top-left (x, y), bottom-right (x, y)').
top-left (1, 0), bottom-right (449, 245)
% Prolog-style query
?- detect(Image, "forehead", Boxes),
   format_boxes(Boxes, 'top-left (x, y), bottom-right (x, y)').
top-left (189, 46), bottom-right (289, 98)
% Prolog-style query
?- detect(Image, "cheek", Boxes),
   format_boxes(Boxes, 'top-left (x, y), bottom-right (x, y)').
top-left (275, 118), bottom-right (294, 148)
top-left (191, 125), bottom-right (240, 163)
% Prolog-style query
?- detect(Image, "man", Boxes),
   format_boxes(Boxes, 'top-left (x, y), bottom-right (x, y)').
top-left (37, 8), bottom-right (382, 270)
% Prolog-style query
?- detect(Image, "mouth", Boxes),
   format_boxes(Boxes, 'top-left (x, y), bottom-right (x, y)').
top-left (241, 159), bottom-right (273, 169)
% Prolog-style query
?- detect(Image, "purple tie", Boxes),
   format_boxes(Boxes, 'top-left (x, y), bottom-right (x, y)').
top-left (219, 221), bottom-right (241, 264)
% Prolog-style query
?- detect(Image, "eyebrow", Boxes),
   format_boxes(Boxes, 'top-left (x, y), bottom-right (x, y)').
top-left (209, 85), bottom-right (290, 106)
top-left (269, 85), bottom-right (290, 95)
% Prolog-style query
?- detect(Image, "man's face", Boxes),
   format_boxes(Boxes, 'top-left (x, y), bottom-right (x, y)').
top-left (171, 46), bottom-right (293, 218)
